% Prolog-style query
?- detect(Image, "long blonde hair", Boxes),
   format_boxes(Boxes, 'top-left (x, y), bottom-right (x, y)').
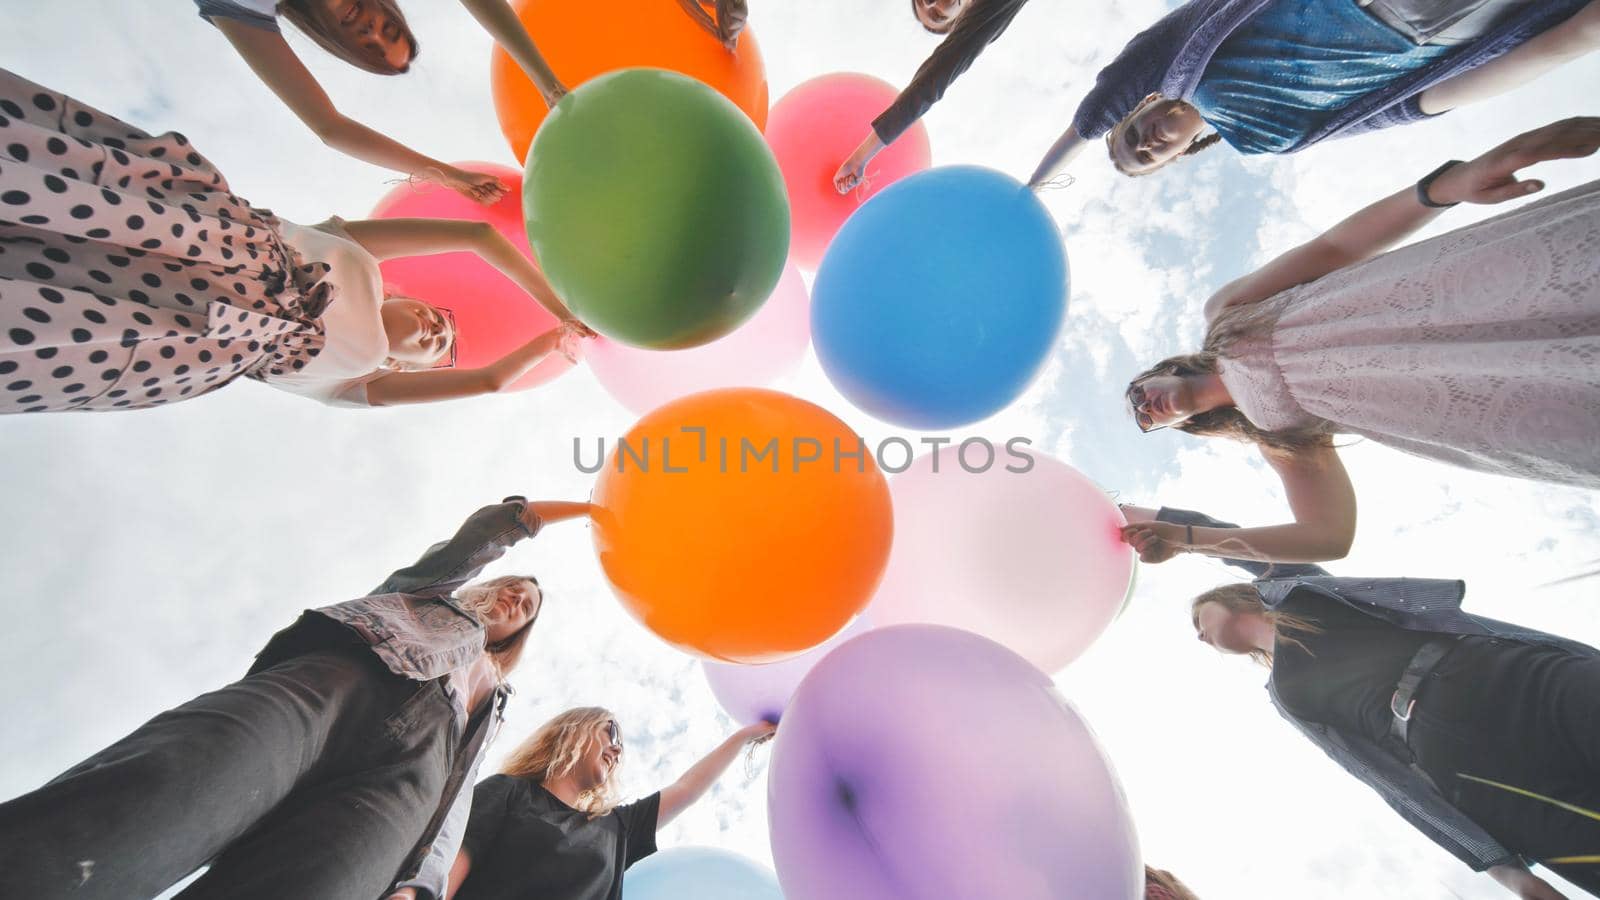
top-left (454, 575), bottom-right (540, 677)
top-left (1190, 582), bottom-right (1322, 666)
top-left (501, 707), bottom-right (623, 817)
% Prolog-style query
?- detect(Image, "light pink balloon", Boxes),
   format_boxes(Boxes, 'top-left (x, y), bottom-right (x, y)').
top-left (702, 615), bottom-right (872, 726)
top-left (585, 263), bottom-right (810, 416)
top-left (766, 73), bottom-right (933, 270)
top-left (868, 448), bottom-right (1134, 674)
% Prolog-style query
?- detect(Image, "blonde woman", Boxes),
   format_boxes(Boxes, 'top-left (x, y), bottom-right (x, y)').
top-left (443, 708), bottom-right (775, 900)
top-left (0, 497), bottom-right (590, 900)
top-left (1118, 118), bottom-right (1600, 568)
top-left (0, 67), bottom-right (593, 415)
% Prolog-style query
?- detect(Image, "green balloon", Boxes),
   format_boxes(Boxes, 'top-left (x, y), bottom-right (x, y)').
top-left (524, 68), bottom-right (790, 349)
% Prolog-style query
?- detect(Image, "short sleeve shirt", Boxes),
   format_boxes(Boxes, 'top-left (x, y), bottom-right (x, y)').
top-left (196, 0), bottom-right (281, 32)
top-left (456, 776), bottom-right (660, 900)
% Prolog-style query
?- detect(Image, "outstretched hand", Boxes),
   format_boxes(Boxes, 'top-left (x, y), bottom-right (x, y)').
top-left (1120, 522), bottom-right (1185, 564)
top-left (740, 720), bottom-right (778, 745)
top-left (430, 166), bottom-right (509, 205)
top-left (1430, 116), bottom-right (1600, 206)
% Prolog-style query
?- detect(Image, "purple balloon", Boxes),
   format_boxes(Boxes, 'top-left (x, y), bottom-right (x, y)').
top-left (703, 615), bottom-right (872, 725)
top-left (767, 625), bottom-right (1141, 900)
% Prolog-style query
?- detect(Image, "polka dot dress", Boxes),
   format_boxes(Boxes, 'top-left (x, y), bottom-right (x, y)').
top-left (0, 67), bottom-right (334, 413)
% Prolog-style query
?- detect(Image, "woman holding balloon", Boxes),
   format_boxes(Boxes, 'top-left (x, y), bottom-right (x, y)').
top-left (1118, 118), bottom-right (1600, 566)
top-left (1188, 576), bottom-right (1600, 897)
top-left (833, 0), bottom-right (1030, 192)
top-left (0, 67), bottom-right (593, 414)
top-left (0, 497), bottom-right (589, 900)
top-left (442, 708), bottom-right (775, 900)
top-left (1026, 0), bottom-right (1598, 184)
top-left (195, 0), bottom-right (570, 200)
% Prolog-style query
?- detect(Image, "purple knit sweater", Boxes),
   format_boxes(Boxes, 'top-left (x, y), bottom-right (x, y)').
top-left (1071, 0), bottom-right (1588, 153)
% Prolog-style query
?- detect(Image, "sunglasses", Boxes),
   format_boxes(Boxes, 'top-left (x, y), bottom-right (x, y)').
top-left (604, 719), bottom-right (623, 753)
top-left (1126, 381), bottom-right (1167, 433)
top-left (429, 306), bottom-right (458, 370)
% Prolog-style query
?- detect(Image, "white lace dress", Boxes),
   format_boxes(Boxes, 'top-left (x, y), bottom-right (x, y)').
top-left (1214, 179), bottom-right (1600, 489)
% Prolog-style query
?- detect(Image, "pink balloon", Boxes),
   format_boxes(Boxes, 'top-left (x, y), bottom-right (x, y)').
top-left (702, 614), bottom-right (871, 726)
top-left (585, 262), bottom-right (810, 415)
top-left (766, 73), bottom-right (933, 271)
top-left (369, 161), bottom-right (574, 391)
top-left (868, 448), bottom-right (1133, 674)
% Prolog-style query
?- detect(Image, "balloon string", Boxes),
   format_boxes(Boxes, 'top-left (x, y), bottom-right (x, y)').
top-left (854, 168), bottom-right (876, 200)
top-left (1035, 173), bottom-right (1077, 191)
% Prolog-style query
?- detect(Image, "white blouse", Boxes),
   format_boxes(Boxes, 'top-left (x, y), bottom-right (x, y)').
top-left (269, 218), bottom-right (390, 407)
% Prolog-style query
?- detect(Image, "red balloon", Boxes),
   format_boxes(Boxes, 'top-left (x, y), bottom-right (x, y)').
top-left (368, 161), bottom-right (573, 391)
top-left (766, 74), bottom-right (933, 271)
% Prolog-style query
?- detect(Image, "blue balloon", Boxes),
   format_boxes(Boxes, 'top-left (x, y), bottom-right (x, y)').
top-left (812, 166), bottom-right (1068, 429)
top-left (624, 846), bottom-right (785, 900)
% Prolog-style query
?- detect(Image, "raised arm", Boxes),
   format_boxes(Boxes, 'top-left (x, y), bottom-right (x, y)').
top-left (340, 217), bottom-right (583, 325)
top-left (656, 722), bottom-right (776, 827)
top-left (211, 19), bottom-right (506, 204)
top-left (1419, 1), bottom-right (1598, 115)
top-left (1202, 117), bottom-right (1600, 322)
top-left (1122, 503), bottom-right (1334, 579)
top-left (1026, 125), bottom-right (1089, 188)
top-left (371, 498), bottom-right (541, 597)
top-left (833, 0), bottom-right (1030, 193)
top-left (454, 0), bottom-right (568, 106)
top-left (1122, 445), bottom-right (1357, 565)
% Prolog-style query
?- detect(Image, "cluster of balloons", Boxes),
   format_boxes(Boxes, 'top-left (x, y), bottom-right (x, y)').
top-left (365, 4), bottom-right (1128, 895)
top-left (590, 392), bottom-right (1138, 897)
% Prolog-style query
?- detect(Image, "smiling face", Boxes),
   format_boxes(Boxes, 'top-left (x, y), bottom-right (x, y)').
top-left (316, 0), bottom-right (414, 72)
top-left (575, 719), bottom-right (624, 792)
top-left (481, 579), bottom-right (541, 644)
top-left (912, 0), bottom-right (968, 32)
top-left (380, 297), bottom-right (453, 369)
top-left (1109, 98), bottom-right (1206, 176)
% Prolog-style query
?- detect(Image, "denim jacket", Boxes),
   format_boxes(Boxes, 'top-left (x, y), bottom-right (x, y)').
top-left (1156, 506), bottom-right (1597, 871)
top-left (251, 498), bottom-right (541, 899)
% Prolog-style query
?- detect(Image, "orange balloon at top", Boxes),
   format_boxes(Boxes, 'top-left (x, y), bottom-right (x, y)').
top-left (591, 388), bottom-right (893, 664)
top-left (491, 0), bottom-right (770, 162)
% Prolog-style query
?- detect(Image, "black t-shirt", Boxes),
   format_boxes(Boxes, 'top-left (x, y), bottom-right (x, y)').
top-left (1269, 590), bottom-right (1434, 742)
top-left (455, 776), bottom-right (660, 900)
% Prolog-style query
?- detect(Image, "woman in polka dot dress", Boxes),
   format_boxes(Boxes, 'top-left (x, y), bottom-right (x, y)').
top-left (0, 67), bottom-right (593, 414)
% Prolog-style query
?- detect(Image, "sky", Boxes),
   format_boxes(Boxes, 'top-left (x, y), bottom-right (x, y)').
top-left (1, 2), bottom-right (1598, 898)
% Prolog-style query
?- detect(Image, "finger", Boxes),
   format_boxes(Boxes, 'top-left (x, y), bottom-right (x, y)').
top-left (1477, 178), bottom-right (1544, 203)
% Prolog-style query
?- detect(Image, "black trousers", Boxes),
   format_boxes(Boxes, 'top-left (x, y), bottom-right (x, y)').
top-left (1411, 638), bottom-right (1600, 894)
top-left (0, 648), bottom-right (456, 900)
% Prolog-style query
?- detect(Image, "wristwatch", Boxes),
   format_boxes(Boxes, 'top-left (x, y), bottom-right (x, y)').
top-left (1416, 159), bottom-right (1465, 209)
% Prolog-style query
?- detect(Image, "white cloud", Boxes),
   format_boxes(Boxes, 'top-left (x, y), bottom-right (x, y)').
top-left (1, 3), bottom-right (1597, 899)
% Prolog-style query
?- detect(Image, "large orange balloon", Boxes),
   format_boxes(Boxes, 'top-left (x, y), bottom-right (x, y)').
top-left (491, 0), bottom-right (769, 162)
top-left (592, 389), bottom-right (893, 663)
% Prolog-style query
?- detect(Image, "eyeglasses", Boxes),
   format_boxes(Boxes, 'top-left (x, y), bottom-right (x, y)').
top-left (604, 719), bottom-right (623, 753)
top-left (430, 306), bottom-right (458, 370)
top-left (1126, 381), bottom-right (1167, 433)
